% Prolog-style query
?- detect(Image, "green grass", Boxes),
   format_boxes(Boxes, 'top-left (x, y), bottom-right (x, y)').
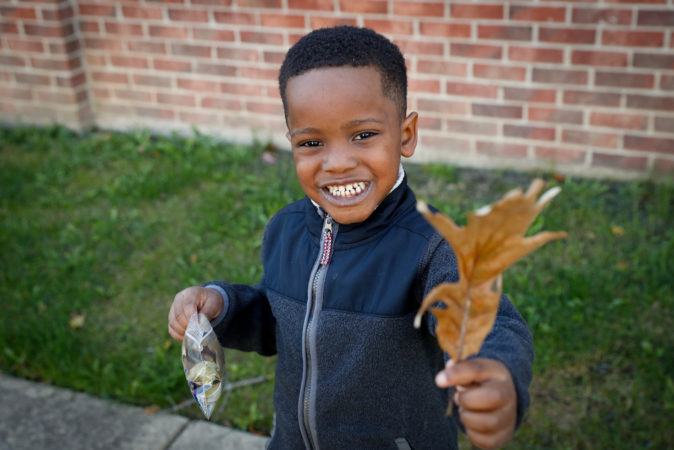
top-left (1, 126), bottom-right (673, 447)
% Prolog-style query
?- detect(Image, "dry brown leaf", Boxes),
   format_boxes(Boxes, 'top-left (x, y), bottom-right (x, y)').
top-left (414, 179), bottom-right (567, 362)
top-left (69, 312), bottom-right (86, 330)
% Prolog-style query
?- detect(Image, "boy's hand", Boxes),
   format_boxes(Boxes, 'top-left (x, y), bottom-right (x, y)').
top-left (436, 358), bottom-right (517, 450)
top-left (168, 286), bottom-right (223, 341)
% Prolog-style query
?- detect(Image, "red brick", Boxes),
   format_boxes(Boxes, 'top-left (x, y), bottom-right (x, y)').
top-left (0, 87), bottom-right (33, 101)
top-left (0, 6), bottom-right (38, 20)
top-left (395, 39), bottom-right (444, 56)
top-left (571, 50), bottom-right (627, 67)
top-left (134, 106), bottom-right (174, 121)
top-left (193, 28), bottom-right (236, 42)
top-left (419, 116), bottom-right (442, 130)
top-left (154, 58), bottom-right (192, 72)
top-left (591, 112), bottom-right (647, 130)
top-left (572, 8), bottom-right (632, 25)
top-left (655, 117), bottom-right (674, 132)
top-left (595, 71), bottom-right (654, 89)
top-left (563, 129), bottom-right (618, 148)
top-left (603, 30), bottom-right (664, 47)
top-left (472, 103), bottom-right (522, 118)
top-left (37, 90), bottom-right (80, 104)
top-left (84, 37), bottom-right (123, 51)
top-left (451, 3), bottom-right (502, 19)
top-left (150, 25), bottom-right (189, 39)
top-left (57, 72), bottom-right (86, 88)
top-left (339, 0), bottom-right (387, 13)
top-left (633, 53), bottom-right (674, 69)
top-left (15, 73), bottom-right (51, 86)
top-left (0, 55), bottom-right (26, 67)
top-left (202, 97), bottom-right (242, 110)
top-left (239, 0), bottom-right (281, 7)
top-left (7, 39), bottom-right (44, 53)
top-left (529, 107), bottom-right (583, 125)
top-left (505, 124), bottom-right (555, 141)
top-left (504, 87), bottom-right (556, 104)
top-left (127, 41), bottom-right (167, 54)
top-left (177, 78), bottom-right (220, 92)
top-left (261, 13), bottom-right (305, 28)
top-left (409, 78), bottom-right (441, 93)
top-left (473, 63), bottom-right (526, 81)
top-left (24, 23), bottom-right (74, 38)
top-left (246, 101), bottom-right (283, 115)
top-left (447, 82), bottom-right (499, 99)
top-left (91, 71), bottom-right (129, 85)
top-left (220, 82), bottom-right (264, 96)
top-left (626, 94), bottom-right (674, 110)
top-left (533, 68), bottom-right (588, 85)
top-left (219, 47), bottom-right (260, 62)
top-left (78, 3), bottom-right (116, 17)
top-left (364, 19), bottom-right (414, 35)
top-left (394, 2), bottom-right (444, 17)
top-left (85, 54), bottom-right (106, 66)
top-left (510, 6), bottom-right (565, 22)
top-left (132, 74), bottom-right (173, 88)
top-left (288, 0), bottom-right (334, 10)
top-left (114, 89), bottom-right (153, 103)
top-left (450, 43), bottom-right (502, 60)
top-left (420, 135), bottom-right (471, 151)
top-left (237, 66), bottom-right (278, 81)
top-left (540, 27), bottom-right (596, 44)
top-left (110, 55), bottom-right (150, 69)
top-left (168, 9), bottom-right (209, 22)
top-left (447, 119), bottom-right (498, 136)
top-left (419, 21), bottom-right (471, 38)
top-left (662, 75), bottom-right (674, 90)
top-left (592, 153), bottom-right (649, 171)
top-left (476, 141), bottom-right (528, 158)
top-left (653, 158), bottom-right (674, 175)
top-left (196, 62), bottom-right (237, 77)
top-left (172, 43), bottom-right (212, 58)
top-left (310, 16), bottom-right (357, 28)
top-left (564, 90), bottom-right (621, 107)
top-left (241, 31), bottom-right (284, 45)
top-left (637, 10), bottom-right (674, 26)
top-left (535, 146), bottom-right (587, 164)
top-left (157, 92), bottom-right (196, 107)
top-left (31, 56), bottom-right (81, 71)
top-left (0, 22), bottom-right (19, 35)
top-left (213, 12), bottom-right (256, 25)
top-left (508, 46), bottom-right (563, 63)
top-left (41, 5), bottom-right (74, 21)
top-left (417, 60), bottom-right (467, 77)
top-left (417, 98), bottom-right (468, 115)
top-left (624, 135), bottom-right (674, 154)
top-left (478, 25), bottom-right (532, 41)
top-left (122, 6), bottom-right (163, 20)
top-left (79, 20), bottom-right (100, 33)
top-left (105, 22), bottom-right (143, 36)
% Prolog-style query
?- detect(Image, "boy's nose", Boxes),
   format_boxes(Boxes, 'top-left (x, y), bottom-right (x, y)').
top-left (321, 147), bottom-right (357, 173)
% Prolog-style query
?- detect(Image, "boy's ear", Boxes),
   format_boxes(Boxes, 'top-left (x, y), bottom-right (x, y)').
top-left (400, 111), bottom-right (418, 158)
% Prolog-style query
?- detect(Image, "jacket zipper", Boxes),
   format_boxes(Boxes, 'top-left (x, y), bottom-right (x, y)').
top-left (299, 215), bottom-right (335, 450)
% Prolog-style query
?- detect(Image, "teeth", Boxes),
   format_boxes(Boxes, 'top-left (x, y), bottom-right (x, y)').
top-left (327, 182), bottom-right (367, 197)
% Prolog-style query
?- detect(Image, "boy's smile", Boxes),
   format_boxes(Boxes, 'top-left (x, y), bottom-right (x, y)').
top-left (285, 66), bottom-right (418, 225)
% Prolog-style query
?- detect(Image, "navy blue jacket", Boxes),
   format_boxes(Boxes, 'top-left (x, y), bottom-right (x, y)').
top-left (209, 177), bottom-right (533, 450)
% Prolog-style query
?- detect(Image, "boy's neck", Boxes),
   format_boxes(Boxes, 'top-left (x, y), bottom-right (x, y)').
top-left (311, 163), bottom-right (405, 215)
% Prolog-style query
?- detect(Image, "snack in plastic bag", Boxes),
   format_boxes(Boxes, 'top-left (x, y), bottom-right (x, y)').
top-left (181, 312), bottom-right (226, 419)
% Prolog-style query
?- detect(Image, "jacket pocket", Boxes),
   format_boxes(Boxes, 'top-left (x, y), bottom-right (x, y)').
top-left (394, 437), bottom-right (413, 450)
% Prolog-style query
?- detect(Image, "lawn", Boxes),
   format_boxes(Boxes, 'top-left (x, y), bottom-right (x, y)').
top-left (1, 126), bottom-right (672, 448)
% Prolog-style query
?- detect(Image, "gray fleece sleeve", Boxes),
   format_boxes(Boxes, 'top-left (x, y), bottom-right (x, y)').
top-left (418, 238), bottom-right (534, 428)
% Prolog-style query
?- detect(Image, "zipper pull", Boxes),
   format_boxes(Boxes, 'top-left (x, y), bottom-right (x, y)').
top-left (320, 217), bottom-right (333, 266)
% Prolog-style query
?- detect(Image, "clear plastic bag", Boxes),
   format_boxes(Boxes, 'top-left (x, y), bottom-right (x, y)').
top-left (181, 312), bottom-right (226, 419)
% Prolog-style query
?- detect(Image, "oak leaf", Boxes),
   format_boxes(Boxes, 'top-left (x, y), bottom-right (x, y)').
top-left (414, 179), bottom-right (567, 362)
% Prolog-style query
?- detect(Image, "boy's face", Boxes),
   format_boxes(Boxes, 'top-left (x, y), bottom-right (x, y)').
top-left (285, 66), bottom-right (418, 225)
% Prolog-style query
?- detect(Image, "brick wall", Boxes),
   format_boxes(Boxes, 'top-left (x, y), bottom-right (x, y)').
top-left (1, 0), bottom-right (673, 179)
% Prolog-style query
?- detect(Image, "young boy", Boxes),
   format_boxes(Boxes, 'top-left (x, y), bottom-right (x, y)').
top-left (168, 26), bottom-right (533, 450)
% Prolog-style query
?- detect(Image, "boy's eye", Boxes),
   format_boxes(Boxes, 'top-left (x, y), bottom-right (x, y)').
top-left (354, 131), bottom-right (377, 141)
top-left (298, 140), bottom-right (321, 148)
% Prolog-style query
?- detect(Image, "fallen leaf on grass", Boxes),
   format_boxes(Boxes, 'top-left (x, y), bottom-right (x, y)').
top-left (69, 312), bottom-right (86, 329)
top-left (414, 179), bottom-right (567, 362)
top-left (143, 405), bottom-right (161, 415)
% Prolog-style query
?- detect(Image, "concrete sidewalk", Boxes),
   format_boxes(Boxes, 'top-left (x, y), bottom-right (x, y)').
top-left (0, 373), bottom-right (268, 450)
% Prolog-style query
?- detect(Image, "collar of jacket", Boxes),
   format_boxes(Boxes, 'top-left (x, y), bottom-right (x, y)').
top-left (303, 175), bottom-right (417, 248)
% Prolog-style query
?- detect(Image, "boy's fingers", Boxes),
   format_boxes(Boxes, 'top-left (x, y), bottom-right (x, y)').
top-left (444, 358), bottom-right (508, 387)
top-left (459, 409), bottom-right (502, 433)
top-left (455, 381), bottom-right (509, 411)
top-left (465, 427), bottom-right (513, 450)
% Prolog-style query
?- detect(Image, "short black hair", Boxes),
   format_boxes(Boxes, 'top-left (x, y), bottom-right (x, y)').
top-left (279, 26), bottom-right (407, 119)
